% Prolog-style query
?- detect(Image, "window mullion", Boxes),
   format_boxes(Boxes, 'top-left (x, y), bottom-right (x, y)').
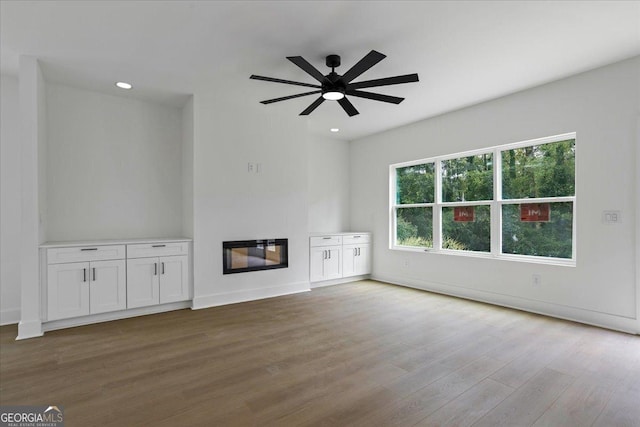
top-left (434, 160), bottom-right (442, 250)
top-left (492, 148), bottom-right (502, 256)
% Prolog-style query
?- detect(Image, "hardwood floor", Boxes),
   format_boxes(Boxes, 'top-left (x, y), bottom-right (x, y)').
top-left (1, 280), bottom-right (638, 426)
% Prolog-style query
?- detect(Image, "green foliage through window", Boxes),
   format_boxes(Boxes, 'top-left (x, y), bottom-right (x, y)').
top-left (502, 140), bottom-right (575, 199)
top-left (392, 134), bottom-right (576, 262)
top-left (396, 163), bottom-right (435, 204)
top-left (442, 154), bottom-right (493, 202)
top-left (397, 207), bottom-right (432, 248)
top-left (502, 202), bottom-right (573, 258)
top-left (442, 205), bottom-right (491, 252)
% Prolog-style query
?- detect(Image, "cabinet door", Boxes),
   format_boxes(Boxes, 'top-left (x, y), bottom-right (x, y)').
top-left (127, 257), bottom-right (160, 308)
top-left (90, 260), bottom-right (126, 314)
top-left (159, 256), bottom-right (189, 304)
top-left (354, 244), bottom-right (371, 275)
top-left (342, 245), bottom-right (358, 278)
top-left (324, 246), bottom-right (342, 280)
top-left (47, 262), bottom-right (90, 320)
top-left (310, 247), bottom-right (327, 282)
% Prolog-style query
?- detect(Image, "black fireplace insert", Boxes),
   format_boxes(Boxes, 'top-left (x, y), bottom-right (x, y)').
top-left (222, 239), bottom-right (288, 274)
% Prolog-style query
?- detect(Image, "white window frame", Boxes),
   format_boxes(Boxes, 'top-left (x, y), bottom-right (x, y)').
top-left (390, 132), bottom-right (577, 266)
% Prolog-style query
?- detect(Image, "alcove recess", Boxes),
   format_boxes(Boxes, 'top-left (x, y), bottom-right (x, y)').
top-left (40, 81), bottom-right (194, 243)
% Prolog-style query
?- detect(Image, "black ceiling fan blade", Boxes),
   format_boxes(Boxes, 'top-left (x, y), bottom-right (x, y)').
top-left (347, 73), bottom-right (419, 90)
top-left (250, 75), bottom-right (321, 89)
top-left (346, 90), bottom-right (404, 104)
top-left (338, 97), bottom-right (359, 117)
top-left (299, 96), bottom-right (326, 115)
top-left (287, 56), bottom-right (326, 83)
top-left (341, 50), bottom-right (387, 83)
top-left (260, 90), bottom-right (322, 105)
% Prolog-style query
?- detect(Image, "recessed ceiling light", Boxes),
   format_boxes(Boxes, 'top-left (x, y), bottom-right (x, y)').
top-left (330, 128), bottom-right (340, 132)
top-left (115, 81), bottom-right (132, 90)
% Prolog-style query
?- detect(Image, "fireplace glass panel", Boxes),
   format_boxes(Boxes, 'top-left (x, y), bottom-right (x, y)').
top-left (223, 239), bottom-right (288, 274)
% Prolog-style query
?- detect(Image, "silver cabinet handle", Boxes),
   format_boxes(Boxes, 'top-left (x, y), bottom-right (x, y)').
top-left (328, 250), bottom-right (331, 259)
top-left (92, 268), bottom-right (96, 281)
top-left (152, 244), bottom-right (166, 248)
top-left (322, 237), bottom-right (331, 240)
top-left (324, 250), bottom-right (327, 259)
top-left (81, 248), bottom-right (98, 251)
top-left (83, 268), bottom-right (87, 282)
top-left (358, 248), bottom-right (361, 256)
top-left (154, 263), bottom-right (158, 276)
top-left (161, 262), bottom-right (165, 275)
top-left (353, 235), bottom-right (361, 238)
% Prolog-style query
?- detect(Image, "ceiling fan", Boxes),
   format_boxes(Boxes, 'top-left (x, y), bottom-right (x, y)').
top-left (250, 50), bottom-right (419, 117)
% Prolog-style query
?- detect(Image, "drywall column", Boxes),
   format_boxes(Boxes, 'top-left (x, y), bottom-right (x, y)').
top-left (637, 114), bottom-right (640, 334)
top-left (0, 75), bottom-right (21, 325)
top-left (17, 56), bottom-right (44, 339)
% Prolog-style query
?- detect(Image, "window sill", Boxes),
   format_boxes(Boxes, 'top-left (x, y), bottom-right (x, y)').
top-left (390, 246), bottom-right (576, 267)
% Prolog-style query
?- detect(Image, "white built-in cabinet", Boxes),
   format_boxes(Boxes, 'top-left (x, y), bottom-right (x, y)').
top-left (310, 235), bottom-right (343, 282)
top-left (46, 245), bottom-right (127, 321)
top-left (342, 234), bottom-right (371, 278)
top-left (126, 242), bottom-right (189, 308)
top-left (41, 239), bottom-right (191, 324)
top-left (310, 233), bottom-right (371, 284)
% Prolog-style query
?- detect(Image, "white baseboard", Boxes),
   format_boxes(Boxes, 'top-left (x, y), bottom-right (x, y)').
top-left (17, 319), bottom-right (43, 340)
top-left (192, 281), bottom-right (310, 310)
top-left (373, 274), bottom-right (639, 335)
top-left (311, 275), bottom-right (371, 288)
top-left (42, 301), bottom-right (192, 333)
top-left (0, 308), bottom-right (20, 326)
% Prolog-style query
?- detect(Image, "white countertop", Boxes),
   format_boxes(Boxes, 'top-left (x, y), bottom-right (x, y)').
top-left (40, 237), bottom-right (192, 248)
top-left (309, 232), bottom-right (371, 237)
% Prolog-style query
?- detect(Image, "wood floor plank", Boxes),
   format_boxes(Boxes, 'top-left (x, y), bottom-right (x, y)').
top-left (1, 280), bottom-right (638, 427)
top-left (416, 378), bottom-right (513, 427)
top-left (472, 367), bottom-right (575, 427)
top-left (352, 356), bottom-right (507, 427)
top-left (531, 378), bottom-right (613, 427)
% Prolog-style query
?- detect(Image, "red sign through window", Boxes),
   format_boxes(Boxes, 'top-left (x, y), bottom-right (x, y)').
top-left (520, 203), bottom-right (550, 222)
top-left (454, 206), bottom-right (475, 222)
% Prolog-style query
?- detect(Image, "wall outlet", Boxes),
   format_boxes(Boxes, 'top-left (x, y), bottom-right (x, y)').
top-left (532, 274), bottom-right (541, 287)
top-left (403, 259), bottom-right (410, 268)
top-left (247, 162), bottom-right (255, 173)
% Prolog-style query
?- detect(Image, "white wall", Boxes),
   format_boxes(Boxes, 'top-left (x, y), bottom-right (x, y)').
top-left (0, 74), bottom-right (21, 324)
top-left (308, 134), bottom-right (350, 233)
top-left (182, 96), bottom-right (194, 238)
top-left (350, 57), bottom-right (639, 333)
top-left (191, 79), bottom-right (310, 309)
top-left (45, 84), bottom-right (184, 241)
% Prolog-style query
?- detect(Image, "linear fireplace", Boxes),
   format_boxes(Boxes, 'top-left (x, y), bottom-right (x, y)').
top-left (223, 239), bottom-right (288, 274)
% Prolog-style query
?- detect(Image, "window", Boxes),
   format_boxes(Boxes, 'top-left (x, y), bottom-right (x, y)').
top-left (394, 163), bottom-right (434, 248)
top-left (390, 133), bottom-right (576, 265)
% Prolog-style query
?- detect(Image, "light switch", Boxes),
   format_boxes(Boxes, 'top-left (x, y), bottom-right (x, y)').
top-left (602, 210), bottom-right (621, 224)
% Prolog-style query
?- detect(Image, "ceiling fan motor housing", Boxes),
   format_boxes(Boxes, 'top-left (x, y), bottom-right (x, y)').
top-left (323, 72), bottom-right (346, 95)
top-left (326, 54), bottom-right (341, 69)
top-left (323, 55), bottom-right (345, 95)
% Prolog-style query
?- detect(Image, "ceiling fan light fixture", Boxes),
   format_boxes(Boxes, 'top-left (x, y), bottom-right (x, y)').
top-left (322, 90), bottom-right (345, 101)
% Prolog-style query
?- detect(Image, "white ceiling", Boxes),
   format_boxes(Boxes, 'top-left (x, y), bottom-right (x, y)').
top-left (2, 1), bottom-right (639, 141)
